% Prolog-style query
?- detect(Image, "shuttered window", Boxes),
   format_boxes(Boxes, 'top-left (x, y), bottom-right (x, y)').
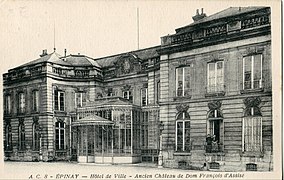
top-left (242, 107), bottom-right (262, 152)
top-left (207, 61), bottom-right (224, 93)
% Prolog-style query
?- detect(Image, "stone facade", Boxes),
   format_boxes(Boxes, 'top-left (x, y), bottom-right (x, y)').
top-left (3, 7), bottom-right (272, 171)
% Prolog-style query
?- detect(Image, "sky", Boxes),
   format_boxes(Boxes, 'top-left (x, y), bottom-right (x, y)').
top-left (0, 0), bottom-right (276, 73)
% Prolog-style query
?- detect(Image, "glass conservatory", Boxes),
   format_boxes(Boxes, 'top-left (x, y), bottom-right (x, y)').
top-left (72, 97), bottom-right (141, 163)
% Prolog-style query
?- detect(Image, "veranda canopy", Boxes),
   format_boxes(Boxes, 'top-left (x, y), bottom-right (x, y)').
top-left (72, 115), bottom-right (114, 126)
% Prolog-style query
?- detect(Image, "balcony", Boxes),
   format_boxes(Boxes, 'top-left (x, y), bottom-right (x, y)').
top-left (205, 84), bottom-right (225, 97)
top-left (161, 13), bottom-right (270, 47)
top-left (205, 143), bottom-right (224, 154)
top-left (173, 89), bottom-right (192, 101)
top-left (240, 80), bottom-right (264, 94)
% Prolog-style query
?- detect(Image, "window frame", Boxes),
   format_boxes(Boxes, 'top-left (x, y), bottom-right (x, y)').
top-left (55, 121), bottom-right (65, 150)
top-left (32, 90), bottom-right (39, 112)
top-left (141, 88), bottom-right (148, 106)
top-left (207, 60), bottom-right (224, 93)
top-left (18, 119), bottom-right (25, 151)
top-left (32, 121), bottom-right (40, 151)
top-left (123, 90), bottom-right (133, 103)
top-left (4, 94), bottom-right (11, 115)
top-left (5, 122), bottom-right (12, 151)
top-left (242, 107), bottom-right (263, 152)
top-left (175, 112), bottom-right (191, 152)
top-left (175, 66), bottom-right (191, 97)
top-left (242, 54), bottom-right (263, 90)
top-left (75, 92), bottom-right (86, 108)
top-left (18, 92), bottom-right (25, 114)
top-left (54, 90), bottom-right (65, 111)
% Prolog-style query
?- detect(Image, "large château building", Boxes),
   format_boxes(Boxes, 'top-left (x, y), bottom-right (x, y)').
top-left (3, 7), bottom-right (272, 171)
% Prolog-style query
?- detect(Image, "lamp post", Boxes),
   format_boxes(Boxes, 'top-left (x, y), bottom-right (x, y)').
top-left (158, 121), bottom-right (164, 168)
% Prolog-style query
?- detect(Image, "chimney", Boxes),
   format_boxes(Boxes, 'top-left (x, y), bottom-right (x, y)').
top-left (192, 8), bottom-right (207, 22)
top-left (64, 49), bottom-right (67, 57)
top-left (40, 49), bottom-right (48, 57)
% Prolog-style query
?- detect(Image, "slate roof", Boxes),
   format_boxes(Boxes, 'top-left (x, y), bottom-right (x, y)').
top-left (16, 52), bottom-right (65, 68)
top-left (15, 45), bottom-right (159, 69)
top-left (176, 6), bottom-right (267, 34)
top-left (63, 55), bottom-right (101, 67)
top-left (95, 45), bottom-right (160, 68)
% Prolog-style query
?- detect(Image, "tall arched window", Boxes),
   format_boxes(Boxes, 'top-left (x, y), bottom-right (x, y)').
top-left (207, 109), bottom-right (223, 153)
top-left (176, 112), bottom-right (190, 152)
top-left (242, 107), bottom-right (262, 152)
top-left (33, 120), bottom-right (40, 151)
top-left (5, 123), bottom-right (12, 151)
top-left (18, 119), bottom-right (25, 150)
top-left (55, 121), bottom-right (65, 150)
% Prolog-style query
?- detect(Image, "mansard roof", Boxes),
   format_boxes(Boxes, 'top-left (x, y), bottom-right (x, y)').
top-left (95, 45), bottom-right (160, 68)
top-left (176, 6), bottom-right (268, 34)
top-left (16, 51), bottom-right (66, 69)
top-left (63, 54), bottom-right (101, 67)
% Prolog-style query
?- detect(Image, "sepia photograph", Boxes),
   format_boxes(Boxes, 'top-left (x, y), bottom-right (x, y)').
top-left (0, 0), bottom-right (282, 179)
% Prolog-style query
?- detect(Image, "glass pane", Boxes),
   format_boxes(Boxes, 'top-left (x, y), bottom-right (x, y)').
top-left (59, 92), bottom-right (64, 111)
top-left (176, 68), bottom-right (183, 96)
top-left (208, 63), bottom-right (215, 92)
top-left (244, 56), bottom-right (252, 89)
top-left (253, 55), bottom-right (262, 88)
top-left (184, 67), bottom-right (190, 95)
top-left (216, 62), bottom-right (224, 91)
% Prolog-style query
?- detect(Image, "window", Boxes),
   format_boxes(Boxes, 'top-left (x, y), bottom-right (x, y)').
top-left (157, 81), bottom-right (160, 103)
top-left (4, 95), bottom-right (11, 114)
top-left (141, 88), bottom-right (148, 106)
top-left (175, 66), bottom-right (190, 97)
top-left (243, 54), bottom-right (262, 90)
top-left (207, 61), bottom-right (224, 93)
top-left (18, 92), bottom-right (25, 114)
top-left (176, 112), bottom-right (190, 152)
top-left (32, 120), bottom-right (40, 151)
top-left (32, 90), bottom-right (39, 112)
top-left (18, 119), bottom-right (25, 150)
top-left (5, 123), bottom-right (12, 150)
top-left (54, 90), bottom-right (65, 111)
top-left (242, 107), bottom-right (262, 152)
top-left (55, 121), bottom-right (65, 150)
top-left (123, 90), bottom-right (133, 103)
top-left (141, 112), bottom-right (148, 148)
top-left (107, 88), bottom-right (115, 97)
top-left (207, 109), bottom-right (223, 153)
top-left (75, 92), bottom-right (86, 108)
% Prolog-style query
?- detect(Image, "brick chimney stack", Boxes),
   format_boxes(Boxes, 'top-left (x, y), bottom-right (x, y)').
top-left (192, 8), bottom-right (207, 22)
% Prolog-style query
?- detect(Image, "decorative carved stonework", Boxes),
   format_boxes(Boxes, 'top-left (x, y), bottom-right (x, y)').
top-left (176, 104), bottom-right (189, 113)
top-left (209, 53), bottom-right (220, 62)
top-left (19, 118), bottom-right (24, 124)
top-left (143, 83), bottom-right (148, 88)
top-left (243, 97), bottom-right (261, 108)
top-left (122, 85), bottom-right (131, 91)
top-left (33, 116), bottom-right (39, 123)
top-left (208, 100), bottom-right (222, 110)
top-left (246, 47), bottom-right (257, 55)
top-left (5, 119), bottom-right (11, 124)
top-left (114, 53), bottom-right (141, 76)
